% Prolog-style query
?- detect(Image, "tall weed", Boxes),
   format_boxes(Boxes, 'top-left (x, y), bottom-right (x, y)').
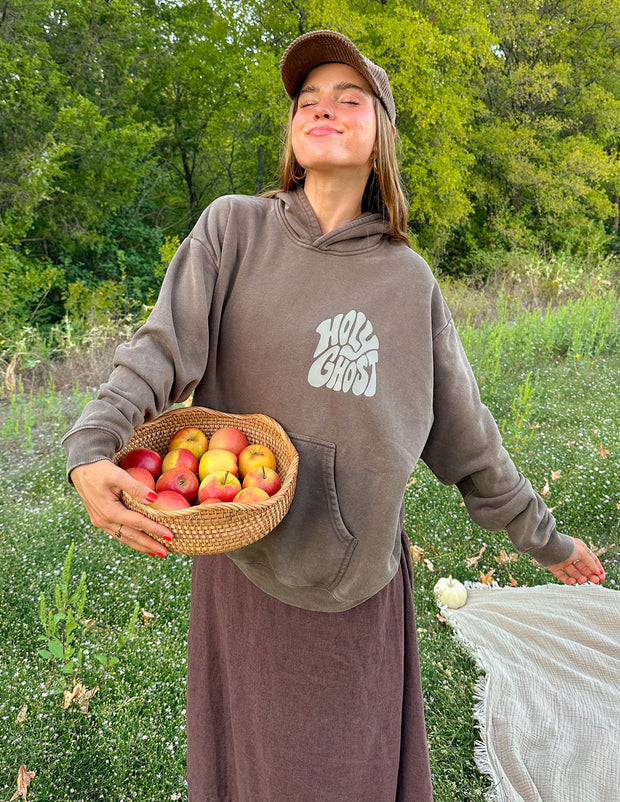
top-left (458, 290), bottom-right (618, 387)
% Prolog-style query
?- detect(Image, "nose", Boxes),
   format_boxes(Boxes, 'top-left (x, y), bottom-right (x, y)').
top-left (313, 105), bottom-right (335, 120)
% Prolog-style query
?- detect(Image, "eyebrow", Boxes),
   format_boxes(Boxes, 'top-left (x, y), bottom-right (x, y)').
top-left (299, 81), bottom-right (370, 95)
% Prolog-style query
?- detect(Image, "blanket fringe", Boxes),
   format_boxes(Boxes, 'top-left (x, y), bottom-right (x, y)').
top-left (471, 674), bottom-right (503, 801)
top-left (440, 606), bottom-right (506, 801)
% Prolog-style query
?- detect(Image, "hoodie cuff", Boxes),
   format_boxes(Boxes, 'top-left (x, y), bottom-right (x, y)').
top-left (62, 428), bottom-right (120, 482)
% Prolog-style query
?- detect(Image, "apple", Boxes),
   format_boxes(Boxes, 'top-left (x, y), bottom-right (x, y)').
top-left (233, 486), bottom-right (270, 504)
top-left (156, 467), bottom-right (200, 503)
top-left (199, 497), bottom-right (222, 505)
top-left (125, 466), bottom-right (157, 491)
top-left (161, 447), bottom-right (199, 475)
top-left (198, 448), bottom-right (238, 481)
top-left (167, 426), bottom-right (209, 460)
top-left (150, 490), bottom-right (191, 510)
top-left (242, 466), bottom-right (282, 497)
top-left (208, 426), bottom-right (249, 456)
top-left (120, 448), bottom-right (162, 478)
top-left (238, 443), bottom-right (277, 478)
top-left (198, 470), bottom-right (241, 503)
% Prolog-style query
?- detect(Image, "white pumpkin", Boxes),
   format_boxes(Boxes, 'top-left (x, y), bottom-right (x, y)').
top-left (433, 576), bottom-right (467, 609)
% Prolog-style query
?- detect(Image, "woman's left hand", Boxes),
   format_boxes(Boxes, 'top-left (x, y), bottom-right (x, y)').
top-left (546, 537), bottom-right (606, 585)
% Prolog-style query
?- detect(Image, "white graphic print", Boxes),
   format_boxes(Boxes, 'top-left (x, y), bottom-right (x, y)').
top-left (307, 310), bottom-right (379, 397)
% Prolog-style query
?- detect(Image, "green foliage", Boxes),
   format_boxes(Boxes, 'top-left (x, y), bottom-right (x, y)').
top-left (500, 371), bottom-right (537, 453)
top-left (444, 0), bottom-right (620, 270)
top-left (458, 290), bottom-right (619, 389)
top-left (38, 543), bottom-right (87, 683)
top-left (1, 0), bottom-right (620, 328)
top-left (64, 279), bottom-right (129, 332)
top-left (0, 245), bottom-right (64, 333)
top-left (37, 543), bottom-right (143, 690)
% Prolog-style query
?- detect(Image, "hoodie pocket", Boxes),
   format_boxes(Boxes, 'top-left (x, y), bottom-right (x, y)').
top-left (231, 432), bottom-right (358, 591)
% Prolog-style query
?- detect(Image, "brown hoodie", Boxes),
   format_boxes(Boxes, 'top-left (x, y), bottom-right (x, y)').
top-left (62, 189), bottom-right (574, 611)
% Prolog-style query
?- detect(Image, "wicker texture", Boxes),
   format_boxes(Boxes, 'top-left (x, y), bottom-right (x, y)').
top-left (113, 407), bottom-right (299, 555)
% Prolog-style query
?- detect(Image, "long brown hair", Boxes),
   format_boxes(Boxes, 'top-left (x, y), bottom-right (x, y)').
top-left (263, 96), bottom-right (411, 247)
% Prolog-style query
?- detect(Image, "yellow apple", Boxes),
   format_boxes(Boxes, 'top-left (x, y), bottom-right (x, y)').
top-left (198, 448), bottom-right (238, 481)
top-left (167, 427), bottom-right (209, 460)
top-left (238, 443), bottom-right (277, 478)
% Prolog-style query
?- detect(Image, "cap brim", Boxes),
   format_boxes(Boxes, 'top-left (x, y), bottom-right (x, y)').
top-left (280, 30), bottom-right (377, 100)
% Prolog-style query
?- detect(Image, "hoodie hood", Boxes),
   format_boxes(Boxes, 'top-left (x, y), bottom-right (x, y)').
top-left (275, 188), bottom-right (391, 253)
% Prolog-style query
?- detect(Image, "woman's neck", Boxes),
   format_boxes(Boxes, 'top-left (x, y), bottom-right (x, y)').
top-left (303, 170), bottom-right (369, 234)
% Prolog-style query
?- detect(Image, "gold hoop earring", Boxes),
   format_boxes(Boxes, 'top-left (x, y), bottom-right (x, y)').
top-left (293, 167), bottom-right (307, 181)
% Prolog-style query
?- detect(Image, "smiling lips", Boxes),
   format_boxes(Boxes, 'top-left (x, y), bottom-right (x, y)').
top-left (308, 125), bottom-right (341, 135)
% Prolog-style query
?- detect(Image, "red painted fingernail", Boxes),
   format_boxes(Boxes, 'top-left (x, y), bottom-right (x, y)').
top-left (149, 552), bottom-right (156, 557)
top-left (163, 535), bottom-right (173, 541)
top-left (158, 551), bottom-right (167, 559)
top-left (146, 491), bottom-right (158, 503)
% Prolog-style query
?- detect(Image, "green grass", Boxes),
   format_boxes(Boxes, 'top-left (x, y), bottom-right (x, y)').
top-left (0, 293), bottom-right (618, 801)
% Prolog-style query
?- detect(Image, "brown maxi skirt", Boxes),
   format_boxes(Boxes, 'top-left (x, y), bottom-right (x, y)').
top-left (186, 529), bottom-right (434, 802)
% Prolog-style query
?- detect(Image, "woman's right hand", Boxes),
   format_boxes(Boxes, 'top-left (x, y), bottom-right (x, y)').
top-left (70, 460), bottom-right (174, 558)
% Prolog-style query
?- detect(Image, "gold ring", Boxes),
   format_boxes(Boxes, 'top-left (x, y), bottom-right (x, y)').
top-left (572, 559), bottom-right (580, 566)
top-left (113, 524), bottom-right (123, 541)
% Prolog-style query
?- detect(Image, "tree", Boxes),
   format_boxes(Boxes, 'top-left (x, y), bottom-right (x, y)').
top-left (448, 0), bottom-right (620, 269)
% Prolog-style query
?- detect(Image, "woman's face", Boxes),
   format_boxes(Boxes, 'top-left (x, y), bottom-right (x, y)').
top-left (291, 62), bottom-right (377, 176)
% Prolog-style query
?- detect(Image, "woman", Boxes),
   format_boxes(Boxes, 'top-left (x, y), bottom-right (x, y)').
top-left (63, 30), bottom-right (605, 801)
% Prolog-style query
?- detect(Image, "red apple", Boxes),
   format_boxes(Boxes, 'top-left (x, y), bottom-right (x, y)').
top-left (238, 444), bottom-right (277, 478)
top-left (120, 448), bottom-right (162, 478)
top-left (199, 497), bottom-right (222, 505)
top-left (242, 466), bottom-right (282, 496)
top-left (198, 470), bottom-right (241, 503)
top-left (161, 447), bottom-right (199, 475)
top-left (150, 490), bottom-right (191, 510)
top-left (125, 466), bottom-right (157, 491)
top-left (233, 486), bottom-right (270, 504)
top-left (156, 467), bottom-right (199, 503)
top-left (167, 426), bottom-right (209, 460)
top-left (208, 426), bottom-right (248, 456)
top-left (198, 448), bottom-right (238, 481)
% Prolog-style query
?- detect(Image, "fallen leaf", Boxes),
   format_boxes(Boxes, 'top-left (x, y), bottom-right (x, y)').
top-left (480, 568), bottom-right (495, 585)
top-left (410, 545), bottom-right (425, 563)
top-left (423, 558), bottom-right (435, 572)
top-left (466, 545), bottom-right (486, 567)
top-left (10, 765), bottom-right (35, 800)
top-left (551, 470), bottom-right (562, 481)
top-left (141, 608), bottom-right (155, 624)
top-left (508, 573), bottom-right (519, 587)
top-left (588, 542), bottom-right (615, 558)
top-left (436, 613), bottom-right (448, 624)
top-left (599, 443), bottom-right (609, 459)
top-left (62, 681), bottom-right (98, 713)
top-left (406, 477), bottom-right (417, 488)
top-left (16, 705), bottom-right (28, 726)
top-left (494, 549), bottom-right (519, 564)
top-left (541, 480), bottom-right (551, 497)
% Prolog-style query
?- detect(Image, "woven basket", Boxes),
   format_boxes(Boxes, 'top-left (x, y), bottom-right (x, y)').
top-left (113, 406), bottom-right (298, 555)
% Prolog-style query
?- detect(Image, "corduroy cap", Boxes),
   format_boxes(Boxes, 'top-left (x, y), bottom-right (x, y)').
top-left (280, 30), bottom-right (396, 125)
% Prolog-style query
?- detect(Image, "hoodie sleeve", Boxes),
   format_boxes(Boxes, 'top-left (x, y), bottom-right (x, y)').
top-left (420, 306), bottom-right (574, 567)
top-left (61, 232), bottom-right (218, 477)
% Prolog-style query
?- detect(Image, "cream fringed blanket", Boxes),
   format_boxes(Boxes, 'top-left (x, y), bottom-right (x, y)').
top-left (442, 584), bottom-right (620, 802)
